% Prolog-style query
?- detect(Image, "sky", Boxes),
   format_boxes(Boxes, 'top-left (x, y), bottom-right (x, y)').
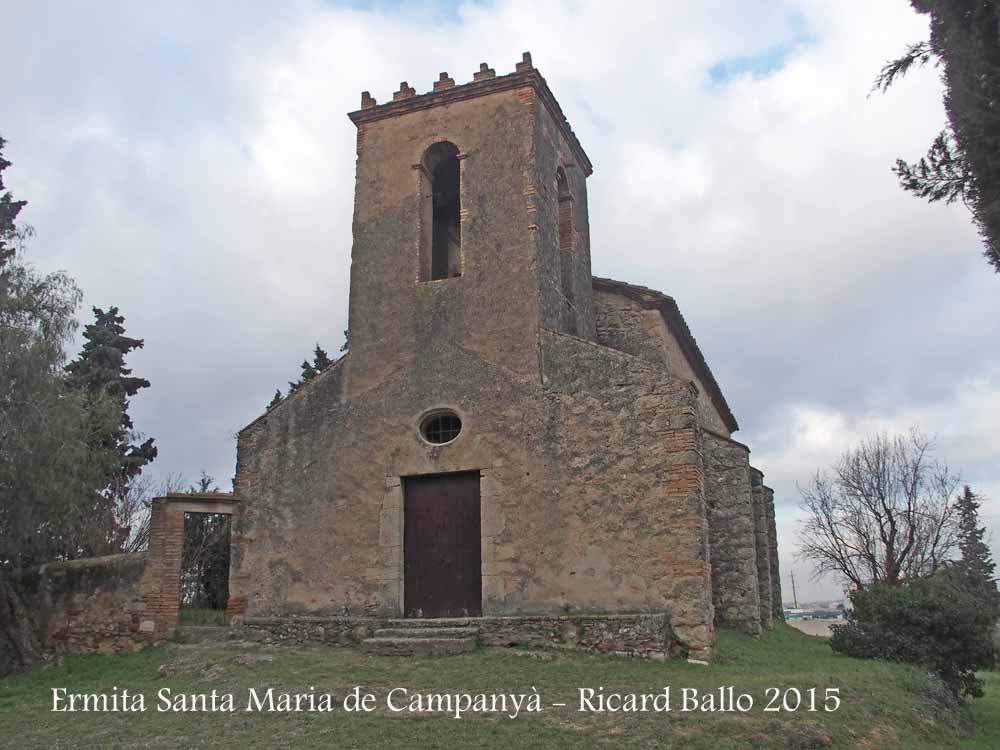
top-left (3, 0), bottom-right (998, 602)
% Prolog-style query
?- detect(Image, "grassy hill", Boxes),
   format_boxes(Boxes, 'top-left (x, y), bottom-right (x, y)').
top-left (0, 623), bottom-right (996, 749)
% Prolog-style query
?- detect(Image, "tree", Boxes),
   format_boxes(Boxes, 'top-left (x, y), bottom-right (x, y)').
top-left (289, 359), bottom-right (316, 393)
top-left (179, 473), bottom-right (230, 613)
top-left (64, 306), bottom-right (157, 557)
top-left (798, 429), bottom-right (960, 589)
top-left (286, 342), bottom-right (334, 395)
top-left (873, 2), bottom-right (1000, 274)
top-left (191, 471), bottom-right (217, 494)
top-left (0, 137), bottom-right (120, 672)
top-left (0, 138), bottom-right (25, 263)
top-left (953, 485), bottom-right (999, 615)
top-left (312, 343), bottom-right (332, 371)
top-left (114, 473), bottom-right (187, 554)
top-left (267, 388), bottom-right (283, 410)
top-left (65, 306), bottom-right (157, 480)
top-left (831, 568), bottom-right (996, 699)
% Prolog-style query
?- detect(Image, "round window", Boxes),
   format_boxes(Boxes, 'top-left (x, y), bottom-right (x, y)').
top-left (420, 411), bottom-right (462, 444)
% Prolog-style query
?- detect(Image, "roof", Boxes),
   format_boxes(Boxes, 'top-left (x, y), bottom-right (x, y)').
top-left (591, 276), bottom-right (739, 433)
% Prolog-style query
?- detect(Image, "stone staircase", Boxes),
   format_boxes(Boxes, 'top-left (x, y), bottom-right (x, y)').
top-left (361, 618), bottom-right (479, 656)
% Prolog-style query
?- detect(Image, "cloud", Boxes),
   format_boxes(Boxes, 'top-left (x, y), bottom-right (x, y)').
top-left (3, 0), bottom-right (998, 600)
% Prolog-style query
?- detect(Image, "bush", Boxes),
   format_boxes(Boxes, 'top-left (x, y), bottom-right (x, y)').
top-left (831, 569), bottom-right (997, 698)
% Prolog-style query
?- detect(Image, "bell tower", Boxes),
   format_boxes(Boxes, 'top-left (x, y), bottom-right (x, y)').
top-left (344, 53), bottom-right (596, 392)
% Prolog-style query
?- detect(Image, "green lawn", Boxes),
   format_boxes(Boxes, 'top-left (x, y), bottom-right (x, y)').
top-left (178, 607), bottom-right (228, 626)
top-left (0, 624), bottom-right (996, 749)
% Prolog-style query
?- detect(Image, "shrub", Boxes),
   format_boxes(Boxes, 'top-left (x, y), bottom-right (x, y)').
top-left (830, 569), bottom-right (997, 698)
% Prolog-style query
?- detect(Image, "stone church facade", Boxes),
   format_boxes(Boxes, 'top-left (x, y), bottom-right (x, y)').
top-left (226, 54), bottom-right (781, 659)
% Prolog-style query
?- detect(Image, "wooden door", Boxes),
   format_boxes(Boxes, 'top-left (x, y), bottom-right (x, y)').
top-left (404, 472), bottom-right (482, 618)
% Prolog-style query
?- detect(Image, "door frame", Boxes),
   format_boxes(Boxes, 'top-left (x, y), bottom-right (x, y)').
top-left (379, 460), bottom-right (503, 617)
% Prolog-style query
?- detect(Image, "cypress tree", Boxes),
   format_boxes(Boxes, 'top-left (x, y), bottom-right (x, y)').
top-left (267, 388), bottom-right (283, 410)
top-left (65, 306), bottom-right (157, 525)
top-left (66, 306), bottom-right (156, 475)
top-left (312, 343), bottom-right (332, 371)
top-left (954, 485), bottom-right (998, 614)
top-left (286, 342), bottom-right (334, 395)
top-left (874, 1), bottom-right (1000, 273)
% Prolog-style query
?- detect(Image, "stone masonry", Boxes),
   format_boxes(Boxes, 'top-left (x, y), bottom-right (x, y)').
top-left (220, 53), bottom-right (782, 660)
top-left (19, 554), bottom-right (150, 655)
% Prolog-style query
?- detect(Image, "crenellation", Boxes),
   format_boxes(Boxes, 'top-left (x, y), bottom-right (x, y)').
top-left (348, 52), bottom-right (593, 178)
top-left (473, 62), bottom-right (496, 81)
top-left (392, 81), bottom-right (416, 101)
top-left (433, 71), bottom-right (455, 91)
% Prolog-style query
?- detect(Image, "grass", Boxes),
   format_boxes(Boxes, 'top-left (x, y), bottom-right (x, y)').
top-left (0, 623), bottom-right (996, 749)
top-left (178, 608), bottom-right (228, 626)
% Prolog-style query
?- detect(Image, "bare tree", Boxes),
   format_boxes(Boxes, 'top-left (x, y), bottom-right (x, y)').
top-left (798, 429), bottom-right (960, 589)
top-left (56, 473), bottom-right (187, 557)
top-left (119, 473), bottom-right (188, 553)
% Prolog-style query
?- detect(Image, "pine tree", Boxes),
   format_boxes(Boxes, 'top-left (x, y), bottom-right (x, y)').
top-left (954, 486), bottom-right (998, 615)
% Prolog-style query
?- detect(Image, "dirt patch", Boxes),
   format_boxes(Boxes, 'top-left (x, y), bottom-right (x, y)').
top-left (786, 620), bottom-right (839, 638)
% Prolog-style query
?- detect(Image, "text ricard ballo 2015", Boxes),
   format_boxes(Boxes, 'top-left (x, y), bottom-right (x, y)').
top-left (51, 685), bottom-right (842, 719)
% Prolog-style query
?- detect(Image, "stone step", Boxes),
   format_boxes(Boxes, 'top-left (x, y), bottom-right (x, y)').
top-left (373, 626), bottom-right (479, 639)
top-left (385, 617), bottom-right (476, 628)
top-left (361, 637), bottom-right (477, 656)
top-left (177, 625), bottom-right (231, 643)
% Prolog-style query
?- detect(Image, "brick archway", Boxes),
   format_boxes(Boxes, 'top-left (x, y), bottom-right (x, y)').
top-left (140, 493), bottom-right (239, 635)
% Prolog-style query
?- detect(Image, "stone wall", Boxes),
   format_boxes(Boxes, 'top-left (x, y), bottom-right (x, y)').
top-left (750, 472), bottom-right (774, 629)
top-left (537, 329), bottom-right (715, 657)
top-left (702, 432), bottom-right (761, 635)
top-left (230, 326), bottom-right (718, 657)
top-left (476, 613), bottom-right (675, 659)
top-left (243, 616), bottom-right (381, 646)
top-left (528, 81), bottom-right (596, 340)
top-left (243, 612), bottom-right (677, 660)
top-left (764, 486), bottom-right (784, 618)
top-left (592, 287), bottom-right (731, 435)
top-left (348, 84), bottom-right (546, 391)
top-left (19, 553), bottom-right (152, 655)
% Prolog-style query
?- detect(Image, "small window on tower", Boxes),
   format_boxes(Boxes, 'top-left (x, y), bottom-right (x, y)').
top-left (420, 142), bottom-right (462, 281)
top-left (557, 167), bottom-right (572, 253)
top-left (556, 167), bottom-right (577, 335)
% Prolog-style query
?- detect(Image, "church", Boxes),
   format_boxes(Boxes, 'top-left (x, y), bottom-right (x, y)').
top-left (225, 53), bottom-right (781, 659)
